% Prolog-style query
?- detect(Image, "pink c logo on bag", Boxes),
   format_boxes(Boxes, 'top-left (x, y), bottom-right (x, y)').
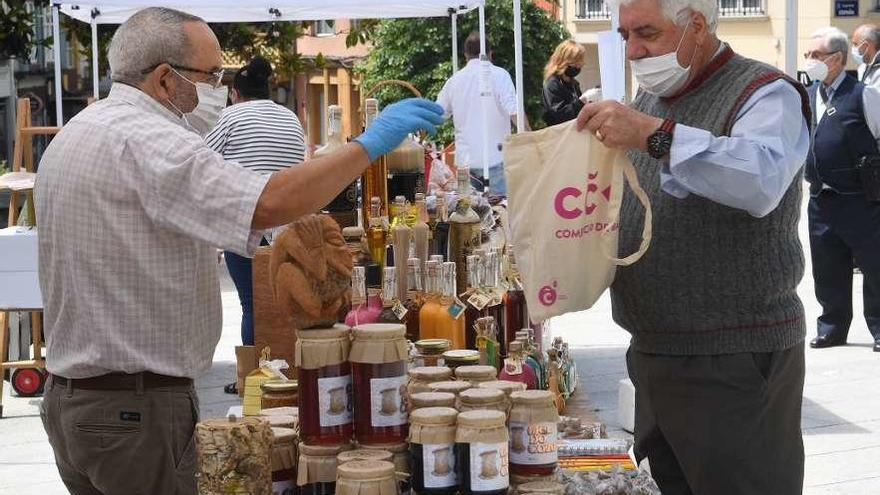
top-left (554, 172), bottom-right (611, 220)
top-left (538, 283), bottom-right (558, 306)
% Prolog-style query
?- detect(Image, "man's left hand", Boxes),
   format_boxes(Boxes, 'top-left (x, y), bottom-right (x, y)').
top-left (575, 101), bottom-right (663, 151)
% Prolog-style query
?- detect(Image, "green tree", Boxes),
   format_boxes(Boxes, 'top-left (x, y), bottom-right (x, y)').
top-left (0, 0), bottom-right (51, 61)
top-left (357, 0), bottom-right (569, 144)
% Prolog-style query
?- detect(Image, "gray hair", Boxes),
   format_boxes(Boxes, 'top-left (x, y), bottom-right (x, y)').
top-left (604, 0), bottom-right (718, 34)
top-left (811, 27), bottom-right (849, 65)
top-left (108, 7), bottom-right (204, 85)
top-left (856, 24), bottom-right (880, 48)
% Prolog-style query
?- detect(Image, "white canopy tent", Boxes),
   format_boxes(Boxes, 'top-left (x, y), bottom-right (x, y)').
top-left (52, 0), bottom-right (530, 180)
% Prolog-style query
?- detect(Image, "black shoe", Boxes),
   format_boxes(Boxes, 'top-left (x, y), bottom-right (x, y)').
top-left (810, 335), bottom-right (847, 349)
top-left (224, 382), bottom-right (238, 395)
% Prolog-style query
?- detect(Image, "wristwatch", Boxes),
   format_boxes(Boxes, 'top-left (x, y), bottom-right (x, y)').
top-left (646, 119), bottom-right (675, 160)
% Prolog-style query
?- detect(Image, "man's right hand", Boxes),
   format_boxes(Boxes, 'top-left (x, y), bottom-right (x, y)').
top-left (354, 98), bottom-right (445, 161)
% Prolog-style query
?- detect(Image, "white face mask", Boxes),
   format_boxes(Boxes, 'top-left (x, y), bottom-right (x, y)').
top-left (852, 41), bottom-right (867, 66)
top-left (631, 20), bottom-right (696, 97)
top-left (805, 58), bottom-right (830, 84)
top-left (168, 68), bottom-right (228, 136)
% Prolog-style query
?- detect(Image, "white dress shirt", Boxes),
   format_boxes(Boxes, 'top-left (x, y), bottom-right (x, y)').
top-left (857, 51), bottom-right (880, 89)
top-left (35, 84), bottom-right (269, 379)
top-left (436, 58), bottom-right (518, 172)
top-left (660, 57), bottom-right (811, 218)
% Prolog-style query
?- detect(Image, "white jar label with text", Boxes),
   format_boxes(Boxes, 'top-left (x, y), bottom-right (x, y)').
top-left (370, 375), bottom-right (409, 427)
top-left (508, 421), bottom-right (558, 465)
top-left (422, 442), bottom-right (458, 488)
top-left (317, 374), bottom-right (353, 427)
top-left (468, 442), bottom-right (509, 492)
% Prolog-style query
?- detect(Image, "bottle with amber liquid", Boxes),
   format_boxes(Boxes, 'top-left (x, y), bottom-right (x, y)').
top-left (503, 247), bottom-right (527, 354)
top-left (436, 262), bottom-right (466, 350)
top-left (367, 196), bottom-right (387, 269)
top-left (361, 98), bottom-right (388, 227)
top-left (448, 166), bottom-right (481, 297)
top-left (419, 260), bottom-right (443, 340)
top-left (404, 258), bottom-right (424, 342)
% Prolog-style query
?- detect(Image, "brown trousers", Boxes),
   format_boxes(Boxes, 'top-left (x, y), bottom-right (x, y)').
top-left (39, 374), bottom-right (199, 495)
top-left (627, 344), bottom-right (805, 495)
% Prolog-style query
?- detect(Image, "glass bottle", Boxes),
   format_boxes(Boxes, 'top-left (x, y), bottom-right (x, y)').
top-left (498, 341), bottom-right (538, 390)
top-left (464, 254), bottom-right (485, 351)
top-left (367, 196), bottom-right (388, 269)
top-left (346, 266), bottom-right (380, 326)
top-left (361, 98), bottom-right (388, 227)
top-left (503, 248), bottom-right (527, 357)
top-left (433, 194), bottom-right (450, 261)
top-left (379, 266), bottom-right (403, 324)
top-left (390, 196), bottom-right (412, 302)
top-left (413, 193), bottom-right (431, 287)
top-left (448, 166), bottom-right (482, 296)
top-left (419, 260), bottom-right (443, 341)
top-left (474, 316), bottom-right (501, 370)
top-left (404, 258), bottom-right (424, 342)
top-left (483, 250), bottom-right (506, 354)
top-left (317, 105), bottom-right (358, 214)
top-left (435, 262), bottom-right (466, 350)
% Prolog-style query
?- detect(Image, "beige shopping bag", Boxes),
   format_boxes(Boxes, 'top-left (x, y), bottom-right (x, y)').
top-left (503, 120), bottom-right (652, 322)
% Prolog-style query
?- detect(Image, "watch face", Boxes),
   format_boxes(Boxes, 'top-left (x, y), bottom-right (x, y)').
top-left (648, 130), bottom-right (673, 159)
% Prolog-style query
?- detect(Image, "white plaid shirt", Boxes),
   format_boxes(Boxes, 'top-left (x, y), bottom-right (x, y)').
top-left (35, 84), bottom-right (270, 379)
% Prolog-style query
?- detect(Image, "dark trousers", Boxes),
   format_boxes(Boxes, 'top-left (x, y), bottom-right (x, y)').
top-left (626, 345), bottom-right (805, 495)
top-left (808, 192), bottom-right (880, 342)
top-left (224, 250), bottom-right (255, 346)
top-left (40, 375), bottom-right (198, 495)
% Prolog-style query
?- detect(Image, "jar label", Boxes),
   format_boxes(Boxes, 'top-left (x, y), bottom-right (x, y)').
top-left (318, 374), bottom-right (353, 427)
top-left (272, 479), bottom-right (296, 495)
top-left (422, 442), bottom-right (457, 488)
top-left (508, 421), bottom-right (558, 465)
top-left (370, 375), bottom-right (409, 427)
top-left (468, 442), bottom-right (509, 492)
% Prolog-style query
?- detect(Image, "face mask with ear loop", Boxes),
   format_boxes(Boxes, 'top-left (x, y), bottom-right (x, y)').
top-left (630, 19), bottom-right (697, 97)
top-left (852, 40), bottom-right (867, 66)
top-left (166, 68), bottom-right (228, 136)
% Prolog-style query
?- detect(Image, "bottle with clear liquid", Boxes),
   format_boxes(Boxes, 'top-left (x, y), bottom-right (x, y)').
top-left (436, 262), bottom-right (466, 350)
top-left (390, 196), bottom-right (412, 301)
top-left (361, 98), bottom-right (388, 227)
top-left (464, 254), bottom-right (485, 351)
top-left (448, 166), bottom-right (481, 297)
top-left (419, 260), bottom-right (443, 341)
top-left (367, 196), bottom-right (387, 269)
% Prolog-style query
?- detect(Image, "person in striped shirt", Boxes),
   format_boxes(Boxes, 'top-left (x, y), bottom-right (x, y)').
top-left (205, 56), bottom-right (306, 394)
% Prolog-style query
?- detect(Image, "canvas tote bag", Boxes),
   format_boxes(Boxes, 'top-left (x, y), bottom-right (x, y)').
top-left (503, 120), bottom-right (652, 322)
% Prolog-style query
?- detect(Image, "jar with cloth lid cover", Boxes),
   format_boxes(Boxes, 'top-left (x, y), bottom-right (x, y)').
top-left (295, 326), bottom-right (353, 445)
top-left (409, 407), bottom-right (459, 495)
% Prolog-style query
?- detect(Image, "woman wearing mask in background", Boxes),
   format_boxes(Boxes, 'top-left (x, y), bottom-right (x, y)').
top-left (205, 56), bottom-right (306, 394)
top-left (542, 40), bottom-right (589, 126)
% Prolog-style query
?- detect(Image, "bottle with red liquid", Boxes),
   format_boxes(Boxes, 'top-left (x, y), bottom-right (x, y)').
top-left (498, 340), bottom-right (538, 390)
top-left (404, 258), bottom-right (424, 342)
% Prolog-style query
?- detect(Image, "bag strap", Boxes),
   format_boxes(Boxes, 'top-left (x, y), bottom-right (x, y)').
top-left (602, 157), bottom-right (653, 266)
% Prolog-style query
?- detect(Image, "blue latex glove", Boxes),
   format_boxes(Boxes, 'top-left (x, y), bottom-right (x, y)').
top-left (354, 98), bottom-right (445, 162)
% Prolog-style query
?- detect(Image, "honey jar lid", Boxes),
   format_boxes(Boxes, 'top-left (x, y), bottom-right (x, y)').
top-left (409, 366), bottom-right (453, 381)
top-left (459, 387), bottom-right (505, 404)
top-left (338, 448), bottom-right (393, 465)
top-left (350, 323), bottom-right (408, 364)
top-left (359, 442), bottom-right (409, 454)
top-left (260, 406), bottom-right (298, 417)
top-left (261, 380), bottom-right (298, 393)
top-left (342, 226), bottom-right (365, 239)
top-left (410, 391), bottom-right (456, 408)
top-left (428, 380), bottom-right (471, 395)
top-left (271, 427), bottom-right (298, 442)
top-left (455, 365), bottom-right (498, 381)
top-left (517, 481), bottom-right (566, 494)
top-left (457, 409), bottom-right (507, 429)
top-left (352, 323), bottom-right (406, 339)
top-left (511, 390), bottom-right (556, 405)
top-left (337, 460), bottom-right (396, 481)
top-left (415, 338), bottom-right (452, 353)
top-left (299, 442), bottom-right (353, 457)
top-left (478, 380), bottom-right (528, 395)
top-left (410, 406), bottom-right (458, 426)
top-left (296, 325), bottom-right (351, 341)
top-left (442, 349), bottom-right (480, 364)
top-left (263, 414), bottom-right (297, 428)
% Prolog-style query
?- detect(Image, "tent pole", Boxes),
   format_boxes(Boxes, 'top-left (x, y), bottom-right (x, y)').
top-left (451, 11), bottom-right (458, 73)
top-left (784, 0), bottom-right (797, 77)
top-left (52, 3), bottom-right (64, 125)
top-left (91, 14), bottom-right (99, 100)
top-left (513, 0), bottom-right (524, 133)
top-left (478, 5), bottom-right (486, 56)
top-left (478, 4), bottom-right (489, 184)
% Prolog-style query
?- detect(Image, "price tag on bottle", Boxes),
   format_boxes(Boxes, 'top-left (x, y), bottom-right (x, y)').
top-left (467, 291), bottom-right (491, 311)
top-left (448, 297), bottom-right (466, 320)
top-left (392, 300), bottom-right (409, 320)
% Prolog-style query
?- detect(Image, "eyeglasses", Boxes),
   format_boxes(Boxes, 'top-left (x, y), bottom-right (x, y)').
top-left (803, 50), bottom-right (840, 61)
top-left (141, 63), bottom-right (225, 88)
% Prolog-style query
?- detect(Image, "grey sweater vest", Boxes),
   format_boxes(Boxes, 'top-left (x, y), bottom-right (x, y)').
top-left (612, 47), bottom-right (810, 355)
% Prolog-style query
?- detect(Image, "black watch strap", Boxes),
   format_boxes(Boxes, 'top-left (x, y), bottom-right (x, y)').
top-left (647, 119), bottom-right (675, 160)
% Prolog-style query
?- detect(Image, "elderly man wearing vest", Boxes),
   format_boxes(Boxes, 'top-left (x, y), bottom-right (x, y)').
top-left (852, 24), bottom-right (880, 88)
top-left (575, 0), bottom-right (810, 493)
top-left (804, 27), bottom-right (880, 353)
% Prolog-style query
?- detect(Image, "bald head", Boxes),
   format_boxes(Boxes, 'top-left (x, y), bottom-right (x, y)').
top-left (853, 24), bottom-right (880, 65)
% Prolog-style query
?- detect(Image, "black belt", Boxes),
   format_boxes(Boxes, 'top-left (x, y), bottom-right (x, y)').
top-left (51, 372), bottom-right (193, 391)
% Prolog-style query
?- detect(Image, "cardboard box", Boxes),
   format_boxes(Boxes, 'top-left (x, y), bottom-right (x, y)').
top-left (0, 227), bottom-right (41, 309)
top-left (252, 246), bottom-right (295, 379)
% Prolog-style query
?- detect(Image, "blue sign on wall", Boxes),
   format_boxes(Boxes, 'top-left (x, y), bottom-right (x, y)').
top-left (836, 0), bottom-right (858, 17)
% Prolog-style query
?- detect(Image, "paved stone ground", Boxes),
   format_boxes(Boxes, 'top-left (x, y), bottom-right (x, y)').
top-left (2, 193), bottom-right (879, 494)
